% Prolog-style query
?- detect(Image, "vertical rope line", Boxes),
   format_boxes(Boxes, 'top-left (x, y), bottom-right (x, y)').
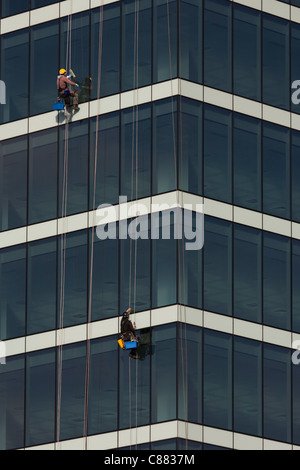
top-left (83, 4), bottom-right (104, 450)
top-left (57, 1), bottom-right (72, 447)
top-left (166, 0), bottom-right (188, 448)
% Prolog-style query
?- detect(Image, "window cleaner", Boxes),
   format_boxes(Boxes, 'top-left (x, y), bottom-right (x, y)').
top-left (54, 68), bottom-right (79, 118)
top-left (118, 308), bottom-right (139, 352)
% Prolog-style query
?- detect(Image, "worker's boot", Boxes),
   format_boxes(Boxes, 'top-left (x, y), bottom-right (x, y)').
top-left (72, 93), bottom-right (79, 111)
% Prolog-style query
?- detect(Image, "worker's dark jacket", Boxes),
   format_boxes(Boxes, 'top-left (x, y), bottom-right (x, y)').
top-left (121, 315), bottom-right (136, 341)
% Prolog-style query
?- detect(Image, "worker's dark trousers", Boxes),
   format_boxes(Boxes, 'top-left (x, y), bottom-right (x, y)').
top-left (59, 91), bottom-right (78, 108)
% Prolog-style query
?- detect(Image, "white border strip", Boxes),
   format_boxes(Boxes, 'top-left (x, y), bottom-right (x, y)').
top-left (0, 0), bottom-right (300, 37)
top-left (1, 79), bottom-right (300, 141)
top-left (23, 420), bottom-right (300, 450)
top-left (0, 191), bottom-right (299, 251)
top-left (4, 304), bottom-right (300, 358)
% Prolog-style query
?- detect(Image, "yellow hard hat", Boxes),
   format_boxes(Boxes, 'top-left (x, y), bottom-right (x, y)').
top-left (59, 68), bottom-right (67, 75)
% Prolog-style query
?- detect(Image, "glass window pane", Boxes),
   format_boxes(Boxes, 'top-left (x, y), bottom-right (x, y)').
top-left (90, 227), bottom-right (119, 322)
top-left (263, 233), bottom-right (291, 331)
top-left (151, 324), bottom-right (177, 424)
top-left (27, 238), bottom-right (57, 335)
top-left (179, 98), bottom-right (202, 196)
top-left (292, 130), bottom-right (300, 223)
top-left (120, 218), bottom-right (151, 314)
top-left (0, 29), bottom-right (29, 123)
top-left (31, 0), bottom-right (59, 9)
top-left (204, 330), bottom-right (232, 430)
top-left (30, 21), bottom-right (59, 116)
top-left (234, 337), bottom-right (262, 436)
top-left (180, 0), bottom-right (202, 83)
top-left (233, 114), bottom-right (261, 212)
top-left (263, 14), bottom-right (290, 110)
top-left (121, 104), bottom-right (151, 201)
top-left (58, 343), bottom-right (86, 441)
top-left (204, 105), bottom-right (232, 204)
top-left (0, 136), bottom-right (27, 231)
top-left (1, 0), bottom-right (29, 17)
top-left (151, 439), bottom-right (177, 450)
top-left (233, 5), bottom-right (261, 101)
top-left (26, 349), bottom-right (55, 447)
top-left (179, 211), bottom-right (203, 309)
top-left (153, 99), bottom-right (177, 195)
top-left (59, 120), bottom-right (89, 217)
top-left (0, 245), bottom-right (26, 340)
top-left (57, 231), bottom-right (87, 328)
top-left (293, 361), bottom-right (300, 445)
top-left (204, 0), bottom-right (232, 92)
top-left (60, 12), bottom-right (89, 104)
top-left (88, 336), bottom-right (118, 434)
top-left (291, 23), bottom-right (300, 115)
top-left (0, 355), bottom-right (25, 450)
top-left (178, 325), bottom-right (202, 424)
top-left (122, 0), bottom-right (152, 91)
top-left (153, 0), bottom-right (178, 83)
top-left (234, 225), bottom-right (262, 324)
top-left (91, 4), bottom-right (120, 99)
top-left (119, 327), bottom-right (151, 429)
top-left (28, 128), bottom-right (58, 225)
top-left (152, 217), bottom-right (177, 309)
top-left (204, 217), bottom-right (232, 316)
top-left (263, 122), bottom-right (290, 220)
top-left (292, 240), bottom-right (300, 333)
top-left (264, 344), bottom-right (291, 443)
top-left (90, 112), bottom-right (120, 209)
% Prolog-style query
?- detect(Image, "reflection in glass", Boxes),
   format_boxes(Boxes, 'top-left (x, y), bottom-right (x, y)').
top-left (0, 355), bottom-right (25, 450)
top-left (27, 238), bottom-right (57, 335)
top-left (204, 105), bottom-right (232, 203)
top-left (263, 122), bottom-right (290, 220)
top-left (153, 0), bottom-right (177, 83)
top-left (263, 14), bottom-right (289, 110)
top-left (233, 5), bottom-right (261, 101)
top-left (263, 232), bottom-right (291, 331)
top-left (204, 217), bottom-right (232, 316)
top-left (151, 324), bottom-right (176, 424)
top-left (264, 344), bottom-right (291, 443)
top-left (233, 114), bottom-right (261, 212)
top-left (204, 330), bottom-right (232, 430)
top-left (26, 349), bottom-right (55, 447)
top-left (204, 0), bottom-right (232, 92)
top-left (234, 337), bottom-right (262, 436)
top-left (0, 245), bottom-right (26, 340)
top-left (88, 337), bottom-right (118, 434)
top-left (0, 136), bottom-right (27, 231)
top-left (0, 29), bottom-right (29, 123)
top-left (122, 0), bottom-right (152, 91)
top-left (234, 225), bottom-right (262, 323)
top-left (29, 128), bottom-right (58, 225)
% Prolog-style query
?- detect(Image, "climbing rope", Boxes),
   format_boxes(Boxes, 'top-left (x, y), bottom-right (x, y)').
top-left (83, 3), bottom-right (104, 450)
top-left (56, 2), bottom-right (73, 449)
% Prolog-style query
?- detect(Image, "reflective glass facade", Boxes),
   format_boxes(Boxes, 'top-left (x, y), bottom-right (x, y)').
top-left (0, 0), bottom-right (300, 451)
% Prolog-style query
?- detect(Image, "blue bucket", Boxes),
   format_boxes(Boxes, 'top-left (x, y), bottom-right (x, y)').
top-left (124, 341), bottom-right (138, 350)
top-left (53, 102), bottom-right (65, 111)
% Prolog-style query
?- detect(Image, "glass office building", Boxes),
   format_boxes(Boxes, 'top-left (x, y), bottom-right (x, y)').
top-left (1, 0), bottom-right (300, 450)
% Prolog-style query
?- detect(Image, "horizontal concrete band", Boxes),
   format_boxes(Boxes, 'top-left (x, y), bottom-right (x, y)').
top-left (0, 0), bottom-right (298, 37)
top-left (1, 79), bottom-right (300, 141)
top-left (3, 305), bottom-right (300, 358)
top-left (0, 191), bottom-right (299, 250)
top-left (23, 420), bottom-right (300, 451)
